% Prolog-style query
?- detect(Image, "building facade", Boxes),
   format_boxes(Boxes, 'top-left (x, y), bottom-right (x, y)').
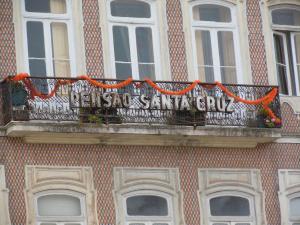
top-left (0, 0), bottom-right (300, 225)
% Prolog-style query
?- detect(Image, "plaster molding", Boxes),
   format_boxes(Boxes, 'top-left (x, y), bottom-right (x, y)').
top-left (264, 0), bottom-right (300, 7)
top-left (198, 169), bottom-right (267, 225)
top-left (281, 97), bottom-right (300, 115)
top-left (113, 167), bottom-right (185, 225)
top-left (25, 166), bottom-right (98, 225)
top-left (0, 166), bottom-right (11, 225)
top-left (278, 170), bottom-right (300, 225)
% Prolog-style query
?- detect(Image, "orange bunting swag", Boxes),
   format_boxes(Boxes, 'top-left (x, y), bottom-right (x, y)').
top-left (8, 73), bottom-right (281, 124)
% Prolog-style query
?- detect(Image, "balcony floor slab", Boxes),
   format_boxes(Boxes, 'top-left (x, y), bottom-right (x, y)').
top-left (2, 121), bottom-right (282, 148)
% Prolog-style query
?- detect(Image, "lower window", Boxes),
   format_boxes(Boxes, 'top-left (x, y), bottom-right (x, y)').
top-left (35, 190), bottom-right (86, 225)
top-left (208, 195), bottom-right (253, 225)
top-left (124, 193), bottom-right (173, 225)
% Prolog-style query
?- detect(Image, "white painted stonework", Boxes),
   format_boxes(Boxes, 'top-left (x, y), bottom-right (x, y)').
top-left (25, 166), bottom-right (98, 225)
top-left (0, 165), bottom-right (11, 225)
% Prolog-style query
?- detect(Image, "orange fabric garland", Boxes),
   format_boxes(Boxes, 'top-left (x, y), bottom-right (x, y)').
top-left (9, 73), bottom-right (281, 124)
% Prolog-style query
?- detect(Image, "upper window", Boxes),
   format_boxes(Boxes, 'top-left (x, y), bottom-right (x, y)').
top-left (108, 0), bottom-right (160, 81)
top-left (191, 2), bottom-right (241, 84)
top-left (35, 191), bottom-right (86, 225)
top-left (271, 7), bottom-right (300, 95)
top-left (22, 0), bottom-right (75, 78)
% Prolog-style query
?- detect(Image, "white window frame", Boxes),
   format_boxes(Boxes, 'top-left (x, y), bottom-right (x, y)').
top-left (25, 166), bottom-right (98, 225)
top-left (190, 1), bottom-right (242, 83)
top-left (123, 190), bottom-right (173, 225)
top-left (113, 167), bottom-right (185, 225)
top-left (207, 191), bottom-right (254, 225)
top-left (106, 0), bottom-right (163, 80)
top-left (270, 6), bottom-right (300, 96)
top-left (198, 169), bottom-right (267, 225)
top-left (35, 190), bottom-right (86, 225)
top-left (278, 169), bottom-right (300, 225)
top-left (20, 0), bottom-right (77, 77)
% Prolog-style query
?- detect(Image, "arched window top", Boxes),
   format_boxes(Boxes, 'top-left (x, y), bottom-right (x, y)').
top-left (126, 195), bottom-right (168, 216)
top-left (290, 197), bottom-right (300, 217)
top-left (37, 194), bottom-right (82, 217)
top-left (110, 0), bottom-right (151, 18)
top-left (192, 4), bottom-right (232, 22)
top-left (24, 0), bottom-right (67, 14)
top-left (210, 195), bottom-right (251, 217)
top-left (272, 8), bottom-right (300, 26)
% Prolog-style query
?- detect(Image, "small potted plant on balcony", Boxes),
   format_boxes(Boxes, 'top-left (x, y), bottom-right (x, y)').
top-left (11, 81), bottom-right (30, 121)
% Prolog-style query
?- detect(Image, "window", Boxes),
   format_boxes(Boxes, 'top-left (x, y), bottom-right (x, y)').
top-left (35, 191), bottom-right (86, 225)
top-left (114, 168), bottom-right (184, 225)
top-left (124, 192), bottom-right (172, 225)
top-left (271, 7), bottom-right (300, 95)
top-left (190, 2), bottom-right (241, 84)
top-left (208, 194), bottom-right (253, 225)
top-left (278, 170), bottom-right (300, 225)
top-left (22, 0), bottom-right (76, 78)
top-left (108, 0), bottom-right (161, 80)
top-left (25, 166), bottom-right (98, 225)
top-left (198, 169), bottom-right (266, 225)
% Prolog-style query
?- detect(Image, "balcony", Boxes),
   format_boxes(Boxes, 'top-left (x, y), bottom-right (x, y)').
top-left (0, 76), bottom-right (282, 148)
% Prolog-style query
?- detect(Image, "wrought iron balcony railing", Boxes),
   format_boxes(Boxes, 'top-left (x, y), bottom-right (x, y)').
top-left (0, 76), bottom-right (282, 128)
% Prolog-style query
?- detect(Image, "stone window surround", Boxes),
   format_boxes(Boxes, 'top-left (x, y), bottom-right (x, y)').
top-left (113, 167), bottom-right (185, 225)
top-left (260, 0), bottom-right (300, 114)
top-left (12, 0), bottom-right (87, 76)
top-left (180, 0), bottom-right (252, 84)
top-left (198, 168), bottom-right (267, 225)
top-left (0, 165), bottom-right (11, 225)
top-left (99, 0), bottom-right (171, 80)
top-left (278, 169), bottom-right (300, 225)
top-left (24, 165), bottom-right (98, 225)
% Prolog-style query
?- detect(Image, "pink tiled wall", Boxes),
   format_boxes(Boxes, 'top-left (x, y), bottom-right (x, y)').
top-left (1, 138), bottom-right (300, 225)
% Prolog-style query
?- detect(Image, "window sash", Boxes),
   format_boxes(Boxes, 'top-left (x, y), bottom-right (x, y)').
top-left (192, 27), bottom-right (239, 83)
top-left (110, 23), bottom-right (159, 80)
top-left (22, 0), bottom-right (72, 19)
top-left (23, 18), bottom-right (75, 78)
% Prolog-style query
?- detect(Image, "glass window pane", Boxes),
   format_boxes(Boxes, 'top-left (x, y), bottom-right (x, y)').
top-left (29, 59), bottom-right (47, 77)
top-left (51, 22), bottom-right (70, 77)
top-left (195, 30), bottom-right (214, 82)
top-left (139, 64), bottom-right (155, 80)
top-left (113, 26), bottom-right (131, 62)
top-left (40, 223), bottom-right (56, 225)
top-left (136, 27), bottom-right (154, 63)
top-left (210, 196), bottom-right (250, 216)
top-left (274, 34), bottom-right (286, 64)
top-left (218, 31), bottom-right (237, 83)
top-left (274, 34), bottom-right (289, 94)
top-left (127, 195), bottom-right (168, 216)
top-left (290, 197), bottom-right (300, 217)
top-left (25, 0), bottom-right (66, 13)
top-left (37, 194), bottom-right (81, 217)
top-left (116, 63), bottom-right (132, 80)
top-left (272, 9), bottom-right (300, 26)
top-left (193, 4), bottom-right (231, 22)
top-left (111, 0), bottom-right (151, 18)
top-left (27, 21), bottom-right (45, 58)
